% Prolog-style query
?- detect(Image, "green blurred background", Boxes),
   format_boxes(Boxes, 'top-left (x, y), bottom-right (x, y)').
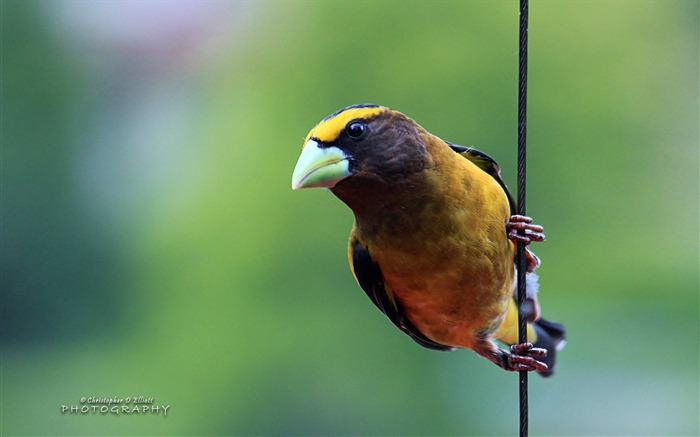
top-left (2, 0), bottom-right (698, 435)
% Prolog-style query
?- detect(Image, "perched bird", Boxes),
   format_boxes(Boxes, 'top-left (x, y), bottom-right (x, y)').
top-left (291, 104), bottom-right (565, 376)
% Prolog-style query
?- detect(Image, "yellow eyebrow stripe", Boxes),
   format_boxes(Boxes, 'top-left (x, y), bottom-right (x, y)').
top-left (305, 106), bottom-right (386, 144)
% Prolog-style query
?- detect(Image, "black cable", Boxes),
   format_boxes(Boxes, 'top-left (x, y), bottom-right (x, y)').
top-left (516, 1), bottom-right (529, 436)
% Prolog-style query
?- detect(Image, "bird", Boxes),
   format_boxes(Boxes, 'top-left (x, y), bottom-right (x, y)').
top-left (291, 104), bottom-right (565, 376)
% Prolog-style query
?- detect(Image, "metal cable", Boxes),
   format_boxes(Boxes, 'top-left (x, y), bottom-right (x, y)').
top-left (517, 1), bottom-right (529, 436)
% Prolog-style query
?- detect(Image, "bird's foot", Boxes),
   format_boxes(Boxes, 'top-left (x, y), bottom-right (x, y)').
top-left (507, 215), bottom-right (545, 245)
top-left (506, 342), bottom-right (548, 372)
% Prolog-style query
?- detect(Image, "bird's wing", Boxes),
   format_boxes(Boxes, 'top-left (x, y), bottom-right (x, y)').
top-left (446, 142), bottom-right (516, 215)
top-left (349, 235), bottom-right (454, 351)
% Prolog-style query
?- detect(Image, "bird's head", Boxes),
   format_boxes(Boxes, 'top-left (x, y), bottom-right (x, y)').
top-left (291, 105), bottom-right (432, 199)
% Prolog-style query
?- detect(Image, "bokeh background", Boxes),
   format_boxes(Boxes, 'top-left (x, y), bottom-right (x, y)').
top-left (2, 0), bottom-right (698, 435)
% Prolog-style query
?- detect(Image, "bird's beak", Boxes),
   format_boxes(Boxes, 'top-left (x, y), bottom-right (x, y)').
top-left (291, 140), bottom-right (351, 190)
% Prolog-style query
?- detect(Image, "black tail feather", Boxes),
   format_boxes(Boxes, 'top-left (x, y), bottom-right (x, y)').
top-left (533, 318), bottom-right (566, 377)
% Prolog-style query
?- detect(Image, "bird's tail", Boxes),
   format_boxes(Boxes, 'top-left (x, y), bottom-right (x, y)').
top-left (494, 299), bottom-right (566, 377)
top-left (532, 318), bottom-right (566, 377)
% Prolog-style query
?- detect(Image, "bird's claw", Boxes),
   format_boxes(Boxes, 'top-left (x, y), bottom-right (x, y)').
top-left (507, 342), bottom-right (548, 373)
top-left (507, 215), bottom-right (545, 245)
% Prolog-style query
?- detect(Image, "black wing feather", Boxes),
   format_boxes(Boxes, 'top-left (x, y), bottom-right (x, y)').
top-left (351, 239), bottom-right (454, 351)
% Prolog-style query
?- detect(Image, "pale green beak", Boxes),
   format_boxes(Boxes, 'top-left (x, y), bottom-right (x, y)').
top-left (291, 140), bottom-right (351, 190)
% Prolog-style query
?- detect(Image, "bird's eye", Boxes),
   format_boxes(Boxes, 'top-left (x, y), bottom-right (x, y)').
top-left (346, 120), bottom-right (367, 139)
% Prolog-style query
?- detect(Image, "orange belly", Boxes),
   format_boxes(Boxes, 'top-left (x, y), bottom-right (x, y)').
top-left (378, 231), bottom-right (514, 349)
